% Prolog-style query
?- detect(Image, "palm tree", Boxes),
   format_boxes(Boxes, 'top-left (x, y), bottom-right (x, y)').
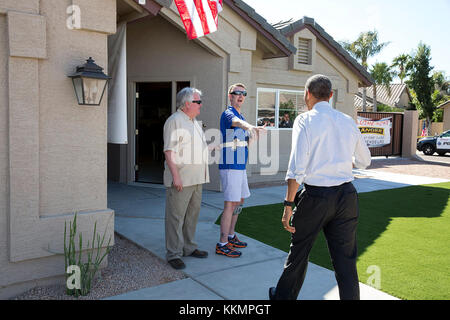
top-left (432, 71), bottom-right (449, 94)
top-left (341, 30), bottom-right (389, 111)
top-left (370, 62), bottom-right (394, 112)
top-left (391, 54), bottom-right (410, 84)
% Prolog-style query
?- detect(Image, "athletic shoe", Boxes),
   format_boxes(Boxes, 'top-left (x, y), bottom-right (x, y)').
top-left (228, 235), bottom-right (247, 248)
top-left (215, 243), bottom-right (241, 258)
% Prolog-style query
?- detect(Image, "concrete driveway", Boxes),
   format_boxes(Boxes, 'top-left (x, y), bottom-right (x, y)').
top-left (415, 150), bottom-right (450, 164)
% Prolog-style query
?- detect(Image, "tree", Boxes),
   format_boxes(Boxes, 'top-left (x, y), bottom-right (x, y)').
top-left (391, 54), bottom-right (410, 84)
top-left (406, 43), bottom-right (434, 131)
top-left (430, 71), bottom-right (450, 123)
top-left (370, 62), bottom-right (395, 112)
top-left (432, 71), bottom-right (449, 94)
top-left (341, 30), bottom-right (389, 111)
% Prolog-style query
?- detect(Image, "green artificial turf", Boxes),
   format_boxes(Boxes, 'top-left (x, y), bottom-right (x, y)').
top-left (216, 182), bottom-right (450, 300)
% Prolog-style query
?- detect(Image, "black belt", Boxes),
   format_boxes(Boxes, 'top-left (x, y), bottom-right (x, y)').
top-left (304, 181), bottom-right (351, 191)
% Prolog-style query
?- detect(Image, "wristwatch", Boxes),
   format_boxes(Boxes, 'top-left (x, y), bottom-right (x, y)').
top-left (283, 200), bottom-right (294, 207)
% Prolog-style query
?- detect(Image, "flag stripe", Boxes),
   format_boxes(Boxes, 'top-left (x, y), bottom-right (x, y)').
top-left (193, 0), bottom-right (211, 36)
top-left (174, 0), bottom-right (223, 40)
top-left (205, 0), bottom-right (219, 27)
top-left (208, 0), bottom-right (218, 24)
top-left (201, 0), bottom-right (217, 33)
top-left (174, 0), bottom-right (198, 39)
top-left (185, 0), bottom-right (205, 38)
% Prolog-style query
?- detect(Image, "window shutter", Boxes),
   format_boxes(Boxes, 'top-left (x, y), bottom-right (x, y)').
top-left (297, 38), bottom-right (311, 65)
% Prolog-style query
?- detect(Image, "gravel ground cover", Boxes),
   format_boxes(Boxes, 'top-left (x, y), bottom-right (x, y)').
top-left (12, 233), bottom-right (186, 300)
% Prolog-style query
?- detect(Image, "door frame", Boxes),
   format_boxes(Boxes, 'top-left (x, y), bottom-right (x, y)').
top-left (127, 76), bottom-right (195, 184)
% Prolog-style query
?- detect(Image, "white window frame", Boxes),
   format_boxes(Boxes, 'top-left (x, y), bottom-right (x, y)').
top-left (256, 88), bottom-right (305, 130)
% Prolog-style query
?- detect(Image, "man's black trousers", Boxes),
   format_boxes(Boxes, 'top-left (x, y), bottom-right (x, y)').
top-left (273, 182), bottom-right (360, 300)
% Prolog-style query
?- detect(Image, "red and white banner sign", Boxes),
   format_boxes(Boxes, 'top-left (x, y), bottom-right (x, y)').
top-left (174, 0), bottom-right (223, 40)
top-left (357, 116), bottom-right (392, 148)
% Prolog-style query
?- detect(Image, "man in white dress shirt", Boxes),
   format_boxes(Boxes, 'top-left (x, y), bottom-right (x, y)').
top-left (269, 75), bottom-right (371, 300)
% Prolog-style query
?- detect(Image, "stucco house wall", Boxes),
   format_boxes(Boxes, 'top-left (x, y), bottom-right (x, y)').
top-left (0, 0), bottom-right (115, 298)
top-left (444, 105), bottom-right (450, 132)
top-left (437, 101), bottom-right (450, 132)
top-left (119, 3), bottom-right (369, 188)
top-left (398, 90), bottom-right (411, 109)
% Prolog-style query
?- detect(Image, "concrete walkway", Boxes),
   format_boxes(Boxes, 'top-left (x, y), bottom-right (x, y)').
top-left (105, 169), bottom-right (449, 300)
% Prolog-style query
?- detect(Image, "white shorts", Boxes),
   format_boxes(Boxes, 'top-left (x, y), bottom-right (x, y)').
top-left (220, 169), bottom-right (251, 202)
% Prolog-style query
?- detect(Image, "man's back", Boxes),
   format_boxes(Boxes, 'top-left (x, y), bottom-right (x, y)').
top-left (288, 101), bottom-right (371, 187)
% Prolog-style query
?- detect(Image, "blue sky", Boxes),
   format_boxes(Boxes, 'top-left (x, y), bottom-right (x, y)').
top-left (243, 0), bottom-right (450, 81)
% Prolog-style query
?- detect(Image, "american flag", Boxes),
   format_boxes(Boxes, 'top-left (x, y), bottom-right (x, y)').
top-left (174, 0), bottom-right (223, 40)
top-left (421, 121), bottom-right (428, 137)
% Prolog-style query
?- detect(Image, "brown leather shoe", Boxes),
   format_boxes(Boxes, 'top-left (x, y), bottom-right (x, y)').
top-left (189, 249), bottom-right (208, 258)
top-left (168, 258), bottom-right (186, 270)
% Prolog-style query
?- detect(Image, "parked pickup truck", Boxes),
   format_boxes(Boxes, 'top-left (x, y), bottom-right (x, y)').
top-left (417, 130), bottom-right (450, 155)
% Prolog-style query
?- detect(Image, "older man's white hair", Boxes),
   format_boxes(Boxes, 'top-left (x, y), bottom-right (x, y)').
top-left (176, 87), bottom-right (202, 110)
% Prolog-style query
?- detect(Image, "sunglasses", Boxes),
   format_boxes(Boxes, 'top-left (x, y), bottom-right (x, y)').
top-left (230, 90), bottom-right (247, 97)
top-left (191, 100), bottom-right (202, 104)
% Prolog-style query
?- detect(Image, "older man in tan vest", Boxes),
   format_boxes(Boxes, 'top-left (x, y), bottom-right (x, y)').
top-left (163, 87), bottom-right (210, 270)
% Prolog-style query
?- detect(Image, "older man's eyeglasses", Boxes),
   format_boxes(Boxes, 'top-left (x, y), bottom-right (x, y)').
top-left (230, 90), bottom-right (247, 97)
top-left (191, 100), bottom-right (202, 104)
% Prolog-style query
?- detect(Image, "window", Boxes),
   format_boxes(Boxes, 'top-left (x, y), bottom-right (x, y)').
top-left (256, 88), bottom-right (306, 129)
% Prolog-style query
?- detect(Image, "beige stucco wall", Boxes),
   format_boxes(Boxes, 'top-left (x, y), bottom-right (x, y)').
top-left (418, 119), bottom-right (444, 136)
top-left (402, 110), bottom-right (419, 157)
top-left (0, 0), bottom-right (115, 298)
top-left (443, 106), bottom-right (450, 132)
top-left (398, 90), bottom-right (411, 109)
top-left (0, 14), bottom-right (9, 296)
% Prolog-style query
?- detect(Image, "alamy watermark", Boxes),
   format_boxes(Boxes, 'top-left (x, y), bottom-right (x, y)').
top-left (167, 125), bottom-right (280, 175)
top-left (66, 265), bottom-right (81, 290)
top-left (66, 5), bottom-right (81, 30)
top-left (366, 265), bottom-right (381, 290)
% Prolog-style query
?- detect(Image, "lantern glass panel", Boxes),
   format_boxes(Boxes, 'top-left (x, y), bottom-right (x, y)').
top-left (72, 77), bottom-right (84, 104)
top-left (82, 77), bottom-right (106, 105)
top-left (83, 77), bottom-right (102, 104)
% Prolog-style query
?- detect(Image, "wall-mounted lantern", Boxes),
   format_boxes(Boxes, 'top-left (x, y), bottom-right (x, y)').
top-left (68, 57), bottom-right (111, 106)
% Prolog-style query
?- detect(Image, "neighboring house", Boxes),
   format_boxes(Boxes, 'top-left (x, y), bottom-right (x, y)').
top-left (355, 83), bottom-right (412, 111)
top-left (0, 0), bottom-right (373, 297)
top-left (438, 100), bottom-right (450, 132)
